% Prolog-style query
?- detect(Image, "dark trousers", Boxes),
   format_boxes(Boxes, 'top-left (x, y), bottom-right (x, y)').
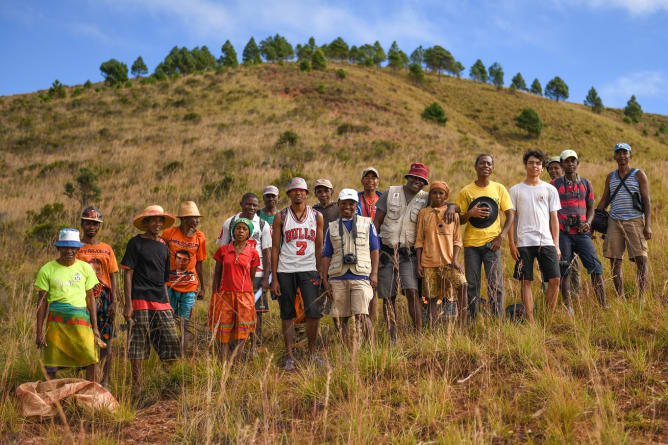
top-left (464, 246), bottom-right (504, 318)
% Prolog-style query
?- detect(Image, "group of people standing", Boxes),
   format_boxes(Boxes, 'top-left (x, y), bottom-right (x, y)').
top-left (33, 142), bottom-right (652, 382)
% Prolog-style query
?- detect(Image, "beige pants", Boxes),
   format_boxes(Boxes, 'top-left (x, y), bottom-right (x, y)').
top-left (330, 279), bottom-right (373, 318)
top-left (603, 217), bottom-right (648, 259)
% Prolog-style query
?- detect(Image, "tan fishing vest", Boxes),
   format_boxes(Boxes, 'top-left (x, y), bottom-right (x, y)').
top-left (379, 186), bottom-right (428, 248)
top-left (328, 216), bottom-right (372, 278)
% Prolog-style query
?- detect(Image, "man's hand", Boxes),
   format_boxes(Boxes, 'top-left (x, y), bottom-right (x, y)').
top-left (417, 264), bottom-right (424, 278)
top-left (450, 261), bottom-right (464, 275)
top-left (108, 300), bottom-right (116, 321)
top-left (35, 330), bottom-right (46, 349)
top-left (323, 279), bottom-right (332, 296)
top-left (369, 272), bottom-right (378, 289)
top-left (510, 245), bottom-right (520, 262)
top-left (261, 277), bottom-right (270, 293)
top-left (468, 202), bottom-right (490, 219)
top-left (93, 327), bottom-right (101, 340)
top-left (123, 306), bottom-right (133, 323)
top-left (555, 246), bottom-right (562, 260)
top-left (578, 222), bottom-right (591, 234)
top-left (271, 279), bottom-right (281, 296)
top-left (443, 204), bottom-right (459, 224)
top-left (644, 225), bottom-right (652, 240)
top-left (197, 289), bottom-right (205, 300)
top-left (489, 235), bottom-right (503, 251)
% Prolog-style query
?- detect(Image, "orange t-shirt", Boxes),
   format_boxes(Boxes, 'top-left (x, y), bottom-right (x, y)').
top-left (414, 206), bottom-right (463, 267)
top-left (76, 242), bottom-right (119, 289)
top-left (162, 227), bottom-right (207, 293)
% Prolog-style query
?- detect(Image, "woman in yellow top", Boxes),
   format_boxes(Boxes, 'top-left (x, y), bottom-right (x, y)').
top-left (34, 228), bottom-right (100, 381)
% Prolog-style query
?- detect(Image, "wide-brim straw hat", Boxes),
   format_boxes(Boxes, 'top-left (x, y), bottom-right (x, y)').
top-left (133, 205), bottom-right (176, 231)
top-left (177, 201), bottom-right (202, 218)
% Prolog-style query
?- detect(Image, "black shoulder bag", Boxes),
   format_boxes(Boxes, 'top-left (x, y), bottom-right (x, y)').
top-left (592, 170), bottom-right (635, 234)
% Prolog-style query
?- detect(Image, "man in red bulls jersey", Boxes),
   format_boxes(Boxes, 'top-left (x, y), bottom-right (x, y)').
top-left (271, 177), bottom-right (325, 371)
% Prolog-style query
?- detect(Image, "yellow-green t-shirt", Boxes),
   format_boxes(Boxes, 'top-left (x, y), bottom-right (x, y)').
top-left (34, 260), bottom-right (99, 307)
top-left (456, 181), bottom-right (513, 247)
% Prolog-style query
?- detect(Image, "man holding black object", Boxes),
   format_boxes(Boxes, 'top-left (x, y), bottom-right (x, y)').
top-left (455, 154), bottom-right (514, 318)
top-left (552, 150), bottom-right (606, 312)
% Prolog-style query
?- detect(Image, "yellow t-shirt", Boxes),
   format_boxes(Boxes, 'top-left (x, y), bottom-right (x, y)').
top-left (456, 181), bottom-right (513, 247)
top-left (34, 260), bottom-right (99, 307)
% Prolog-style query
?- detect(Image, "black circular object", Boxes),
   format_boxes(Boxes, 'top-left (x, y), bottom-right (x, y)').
top-left (467, 196), bottom-right (499, 229)
top-left (506, 303), bottom-right (526, 322)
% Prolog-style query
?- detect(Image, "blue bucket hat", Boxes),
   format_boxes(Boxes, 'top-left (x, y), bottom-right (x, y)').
top-left (54, 228), bottom-right (84, 248)
top-left (614, 142), bottom-right (632, 153)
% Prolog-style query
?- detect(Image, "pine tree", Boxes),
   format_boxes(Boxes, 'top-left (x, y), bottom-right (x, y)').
top-left (326, 37), bottom-right (349, 61)
top-left (584, 87), bottom-right (603, 113)
top-left (488, 62), bottom-right (504, 89)
top-left (624, 95), bottom-right (643, 123)
top-left (372, 41), bottom-right (386, 67)
top-left (387, 41), bottom-right (408, 70)
top-left (545, 76), bottom-right (569, 101)
top-left (469, 59), bottom-right (487, 82)
top-left (99, 59), bottom-right (128, 85)
top-left (451, 61), bottom-right (465, 78)
top-left (424, 45), bottom-right (454, 80)
top-left (530, 78), bottom-right (543, 96)
top-left (511, 73), bottom-right (527, 91)
top-left (408, 63), bottom-right (425, 85)
top-left (515, 108), bottom-right (543, 137)
top-left (220, 40), bottom-right (238, 67)
top-left (131, 56), bottom-right (148, 77)
top-left (242, 37), bottom-right (262, 65)
top-left (259, 34), bottom-right (294, 63)
top-left (410, 46), bottom-right (424, 66)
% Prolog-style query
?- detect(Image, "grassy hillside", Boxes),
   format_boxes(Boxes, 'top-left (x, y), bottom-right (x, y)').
top-left (0, 63), bottom-right (666, 443)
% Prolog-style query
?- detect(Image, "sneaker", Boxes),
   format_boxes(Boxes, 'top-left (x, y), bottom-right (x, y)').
top-left (565, 305), bottom-right (575, 317)
top-left (444, 300), bottom-right (458, 319)
top-left (283, 358), bottom-right (296, 371)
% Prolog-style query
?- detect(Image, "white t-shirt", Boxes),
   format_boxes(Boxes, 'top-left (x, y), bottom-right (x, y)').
top-left (509, 181), bottom-right (561, 248)
top-left (216, 213), bottom-right (272, 276)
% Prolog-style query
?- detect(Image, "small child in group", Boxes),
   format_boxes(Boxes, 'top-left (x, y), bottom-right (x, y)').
top-left (415, 181), bottom-right (467, 327)
top-left (209, 218), bottom-right (260, 361)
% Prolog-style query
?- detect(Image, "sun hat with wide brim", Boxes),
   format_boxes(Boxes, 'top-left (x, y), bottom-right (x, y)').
top-left (177, 201), bottom-right (202, 218)
top-left (133, 205), bottom-right (176, 231)
top-left (54, 228), bottom-right (85, 248)
top-left (467, 196), bottom-right (499, 229)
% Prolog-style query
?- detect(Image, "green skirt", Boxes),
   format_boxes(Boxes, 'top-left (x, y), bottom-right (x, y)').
top-left (44, 302), bottom-right (98, 369)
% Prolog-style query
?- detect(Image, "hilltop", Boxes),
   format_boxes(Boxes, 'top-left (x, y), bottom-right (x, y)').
top-left (0, 63), bottom-right (666, 443)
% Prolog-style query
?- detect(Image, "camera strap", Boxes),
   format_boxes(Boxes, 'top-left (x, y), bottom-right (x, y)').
top-left (338, 215), bottom-right (358, 260)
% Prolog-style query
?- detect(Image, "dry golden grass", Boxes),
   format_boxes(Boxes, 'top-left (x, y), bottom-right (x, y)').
top-left (0, 62), bottom-right (666, 443)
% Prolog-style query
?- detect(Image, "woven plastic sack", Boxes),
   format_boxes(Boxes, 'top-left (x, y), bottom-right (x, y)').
top-left (16, 378), bottom-right (119, 417)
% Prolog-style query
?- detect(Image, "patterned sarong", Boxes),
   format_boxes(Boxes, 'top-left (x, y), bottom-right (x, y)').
top-left (208, 290), bottom-right (256, 343)
top-left (44, 302), bottom-right (98, 369)
top-left (92, 283), bottom-right (114, 342)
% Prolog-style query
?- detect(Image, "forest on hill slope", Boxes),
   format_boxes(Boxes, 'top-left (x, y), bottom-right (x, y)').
top-left (0, 62), bottom-right (666, 443)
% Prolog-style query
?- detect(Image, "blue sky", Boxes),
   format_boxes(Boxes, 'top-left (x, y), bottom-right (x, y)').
top-left (2, 0), bottom-right (667, 114)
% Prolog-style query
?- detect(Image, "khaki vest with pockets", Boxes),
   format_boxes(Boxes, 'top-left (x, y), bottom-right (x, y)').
top-left (328, 216), bottom-right (372, 278)
top-left (378, 186), bottom-right (428, 248)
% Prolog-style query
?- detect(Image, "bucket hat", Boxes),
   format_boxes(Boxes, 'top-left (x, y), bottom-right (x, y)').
top-left (177, 201), bottom-right (202, 218)
top-left (132, 205), bottom-right (175, 231)
top-left (405, 162), bottom-right (429, 184)
top-left (54, 228), bottom-right (84, 248)
top-left (286, 177), bottom-right (308, 192)
top-left (81, 206), bottom-right (103, 223)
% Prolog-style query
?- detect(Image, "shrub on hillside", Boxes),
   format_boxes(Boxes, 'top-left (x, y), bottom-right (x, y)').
top-left (162, 161), bottom-right (183, 175)
top-left (335, 69), bottom-right (347, 80)
top-left (299, 60), bottom-right (312, 72)
top-left (202, 173), bottom-right (237, 200)
top-left (183, 112), bottom-right (202, 123)
top-left (48, 80), bottom-right (66, 99)
top-left (25, 202), bottom-right (68, 246)
top-left (515, 108), bottom-right (543, 137)
top-left (65, 168), bottom-right (101, 208)
top-left (408, 63), bottom-right (424, 86)
top-left (311, 48), bottom-right (327, 70)
top-left (659, 123), bottom-right (667, 134)
top-left (276, 130), bottom-right (299, 147)
top-left (84, 80), bottom-right (92, 89)
top-left (421, 102), bottom-right (448, 126)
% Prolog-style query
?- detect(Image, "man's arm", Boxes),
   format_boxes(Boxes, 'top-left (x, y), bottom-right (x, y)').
top-left (637, 169), bottom-right (652, 240)
top-left (86, 288), bottom-right (100, 339)
top-left (315, 211), bottom-right (324, 274)
top-left (109, 273), bottom-right (118, 318)
top-left (491, 209), bottom-right (514, 251)
top-left (550, 210), bottom-right (561, 259)
top-left (370, 249), bottom-right (379, 289)
top-left (212, 261), bottom-right (222, 295)
top-left (415, 247), bottom-right (424, 277)
top-left (195, 261), bottom-right (205, 299)
top-left (271, 213), bottom-right (282, 296)
top-left (508, 210), bottom-right (519, 261)
top-left (260, 249), bottom-right (271, 291)
top-left (451, 245), bottom-right (464, 274)
top-left (123, 269), bottom-right (133, 322)
top-left (35, 290), bottom-right (48, 348)
top-left (596, 173), bottom-right (612, 210)
top-left (373, 209), bottom-right (385, 233)
top-left (321, 256), bottom-right (332, 294)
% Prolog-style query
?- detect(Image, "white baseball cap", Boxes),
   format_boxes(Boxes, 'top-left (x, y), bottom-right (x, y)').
top-left (338, 188), bottom-right (358, 202)
top-left (560, 149), bottom-right (578, 161)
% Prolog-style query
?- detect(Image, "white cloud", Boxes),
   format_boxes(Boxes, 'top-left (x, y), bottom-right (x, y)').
top-left (578, 0), bottom-right (668, 14)
top-left (600, 71), bottom-right (665, 106)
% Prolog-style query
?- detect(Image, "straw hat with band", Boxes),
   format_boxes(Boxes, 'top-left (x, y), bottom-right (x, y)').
top-left (177, 201), bottom-right (202, 218)
top-left (231, 217), bottom-right (254, 240)
top-left (81, 206), bottom-right (103, 223)
top-left (133, 205), bottom-right (176, 231)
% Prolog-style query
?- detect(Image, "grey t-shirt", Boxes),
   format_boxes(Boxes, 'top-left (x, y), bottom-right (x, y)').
top-left (313, 203), bottom-right (340, 229)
